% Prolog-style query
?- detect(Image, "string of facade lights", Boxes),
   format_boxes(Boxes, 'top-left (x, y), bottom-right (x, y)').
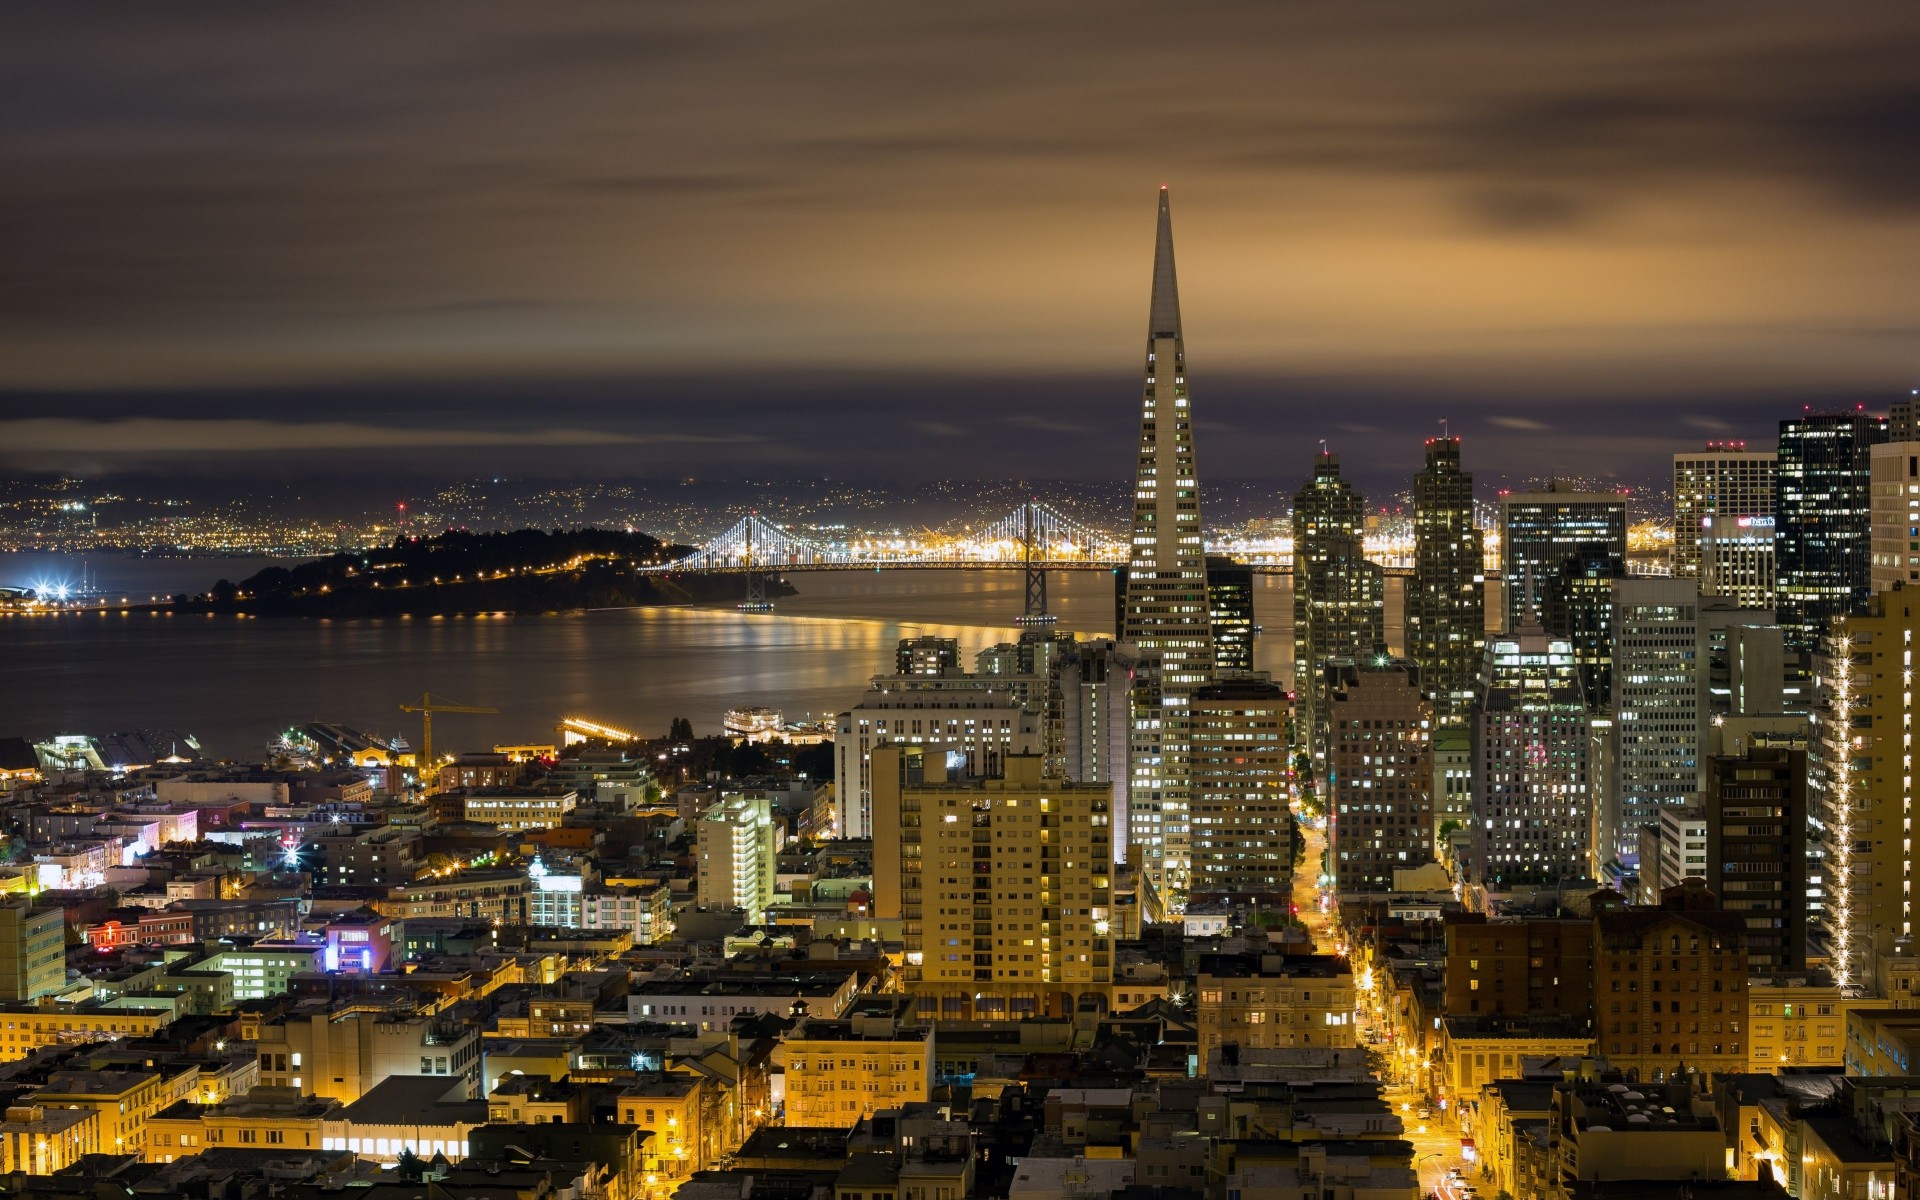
top-left (1831, 633), bottom-right (1856, 990)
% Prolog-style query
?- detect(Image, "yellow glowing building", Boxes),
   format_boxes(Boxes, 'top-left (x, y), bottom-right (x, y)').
top-left (0, 1003), bottom-right (170, 1063)
top-left (34, 1067), bottom-right (197, 1159)
top-left (781, 997), bottom-right (930, 1127)
top-left (1813, 592), bottom-right (1920, 986)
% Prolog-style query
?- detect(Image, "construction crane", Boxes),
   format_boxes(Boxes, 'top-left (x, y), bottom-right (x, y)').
top-left (399, 692), bottom-right (498, 793)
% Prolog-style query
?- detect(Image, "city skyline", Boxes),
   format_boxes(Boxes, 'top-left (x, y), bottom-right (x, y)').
top-left (5, 4), bottom-right (1920, 489)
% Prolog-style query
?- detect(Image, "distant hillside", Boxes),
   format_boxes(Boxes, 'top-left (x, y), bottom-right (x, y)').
top-left (173, 527), bottom-right (789, 616)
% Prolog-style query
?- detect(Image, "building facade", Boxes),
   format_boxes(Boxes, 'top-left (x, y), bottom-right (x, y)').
top-left (1121, 188), bottom-right (1216, 902)
top-left (871, 748), bottom-right (1113, 1021)
top-left (1500, 485), bottom-right (1627, 636)
top-left (696, 792), bottom-right (777, 922)
top-left (1777, 410), bottom-right (1887, 649)
top-left (1471, 629), bottom-right (1593, 887)
top-left (1187, 677), bottom-right (1291, 896)
top-left (1673, 443), bottom-right (1776, 580)
top-left (1409, 435), bottom-right (1486, 726)
top-left (1704, 747), bottom-right (1808, 973)
top-left (1292, 451), bottom-right (1386, 758)
top-left (1326, 660), bottom-right (1433, 894)
top-left (1605, 577), bottom-right (1704, 875)
top-left (1871, 441), bottom-right (1920, 595)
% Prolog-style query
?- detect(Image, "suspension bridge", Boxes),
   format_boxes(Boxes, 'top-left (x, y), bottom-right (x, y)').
top-left (643, 502), bottom-right (1420, 615)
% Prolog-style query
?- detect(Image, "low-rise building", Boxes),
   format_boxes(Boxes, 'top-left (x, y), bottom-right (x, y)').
top-left (0, 1103), bottom-right (99, 1175)
top-left (0, 1001), bottom-right (171, 1063)
top-left (1549, 1078), bottom-right (1724, 1192)
top-left (462, 786), bottom-right (578, 831)
top-left (321, 1073), bottom-right (488, 1164)
top-left (1441, 1016), bottom-right (1594, 1106)
top-left (782, 997), bottom-right (931, 1128)
top-left (1195, 952), bottom-right (1357, 1064)
top-left (1748, 975), bottom-right (1858, 1072)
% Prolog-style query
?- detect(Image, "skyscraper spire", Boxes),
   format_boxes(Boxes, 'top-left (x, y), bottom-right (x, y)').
top-left (1149, 186), bottom-right (1181, 340)
top-left (1122, 187), bottom-right (1214, 903)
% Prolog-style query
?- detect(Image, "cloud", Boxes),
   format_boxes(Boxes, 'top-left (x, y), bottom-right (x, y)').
top-left (1683, 415), bottom-right (1737, 433)
top-left (1486, 416), bottom-right (1551, 432)
top-left (0, 418), bottom-right (751, 456)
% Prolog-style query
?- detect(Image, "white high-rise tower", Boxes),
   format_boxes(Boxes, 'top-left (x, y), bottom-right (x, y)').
top-left (1122, 187), bottom-right (1214, 902)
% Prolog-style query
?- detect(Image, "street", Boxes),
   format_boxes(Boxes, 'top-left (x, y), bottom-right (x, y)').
top-left (1293, 800), bottom-right (1471, 1200)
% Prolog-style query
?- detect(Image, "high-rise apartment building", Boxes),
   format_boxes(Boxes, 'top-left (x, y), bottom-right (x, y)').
top-left (1205, 556), bottom-right (1257, 675)
top-left (1810, 590), bottom-right (1920, 988)
top-left (835, 675), bottom-right (1042, 840)
top-left (1057, 638), bottom-right (1138, 863)
top-left (1409, 436), bottom-right (1485, 726)
top-left (897, 636), bottom-right (960, 676)
top-left (1603, 578), bottom-right (1703, 875)
top-left (1500, 485), bottom-right (1627, 634)
top-left (870, 747), bottom-right (1113, 1021)
top-left (1672, 443), bottom-right (1775, 580)
top-left (1292, 451), bottom-right (1385, 757)
top-left (1326, 660), bottom-right (1433, 893)
top-left (695, 793), bottom-right (777, 923)
top-left (1703, 747), bottom-right (1808, 973)
top-left (1187, 677), bottom-right (1291, 897)
top-left (1121, 188), bottom-right (1215, 901)
top-left (1870, 441), bottom-right (1920, 595)
top-left (1777, 411), bottom-right (1887, 650)
top-left (1471, 627), bottom-right (1593, 887)
top-left (0, 898), bottom-right (65, 1002)
top-left (1700, 515), bottom-right (1777, 610)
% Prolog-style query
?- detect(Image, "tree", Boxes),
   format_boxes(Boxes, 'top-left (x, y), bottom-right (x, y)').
top-left (396, 1147), bottom-right (425, 1182)
top-left (668, 717), bottom-right (694, 741)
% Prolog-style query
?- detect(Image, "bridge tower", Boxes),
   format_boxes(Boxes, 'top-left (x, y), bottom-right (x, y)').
top-left (739, 513), bottom-right (774, 612)
top-left (1014, 500), bottom-right (1057, 626)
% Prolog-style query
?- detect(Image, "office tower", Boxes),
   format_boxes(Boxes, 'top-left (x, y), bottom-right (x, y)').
top-left (1698, 598), bottom-right (1788, 716)
top-left (1704, 747), bottom-right (1808, 973)
top-left (1121, 188), bottom-right (1215, 900)
top-left (1292, 451), bottom-right (1386, 757)
top-left (1672, 443), bottom-right (1775, 579)
top-left (1894, 396), bottom-right (1919, 441)
top-left (1057, 639), bottom-right (1141, 865)
top-left (1602, 578), bottom-right (1703, 876)
top-left (897, 635), bottom-right (960, 676)
top-left (1777, 410), bottom-right (1887, 650)
top-left (870, 746), bottom-right (1113, 1021)
top-left (1700, 515), bottom-right (1777, 609)
top-left (696, 792), bottom-right (777, 922)
top-left (1187, 677), bottom-right (1291, 896)
top-left (1871, 441), bottom-right (1920, 594)
top-left (835, 676), bottom-right (1042, 840)
top-left (1543, 543), bottom-right (1628, 710)
top-left (0, 898), bottom-right (64, 1002)
top-left (1500, 484), bottom-right (1627, 634)
top-left (1205, 556), bottom-right (1256, 675)
top-left (1409, 436), bottom-right (1486, 725)
top-left (1470, 626), bottom-right (1593, 887)
top-left (1326, 660), bottom-right (1433, 893)
top-left (1810, 590), bottom-right (1920, 988)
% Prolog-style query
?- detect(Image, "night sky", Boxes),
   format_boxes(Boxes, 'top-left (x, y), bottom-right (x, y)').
top-left (4, 3), bottom-right (1919, 492)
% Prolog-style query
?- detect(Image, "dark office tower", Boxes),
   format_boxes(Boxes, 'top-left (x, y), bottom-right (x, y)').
top-left (1409, 437), bottom-right (1485, 725)
top-left (1188, 677), bottom-right (1291, 896)
top-left (1777, 411), bottom-right (1888, 650)
top-left (1704, 747), bottom-right (1808, 973)
top-left (1206, 556), bottom-right (1256, 676)
top-left (1293, 451), bottom-right (1386, 758)
top-left (1122, 188), bottom-right (1215, 899)
top-left (1542, 543), bottom-right (1628, 710)
top-left (1500, 484), bottom-right (1626, 635)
